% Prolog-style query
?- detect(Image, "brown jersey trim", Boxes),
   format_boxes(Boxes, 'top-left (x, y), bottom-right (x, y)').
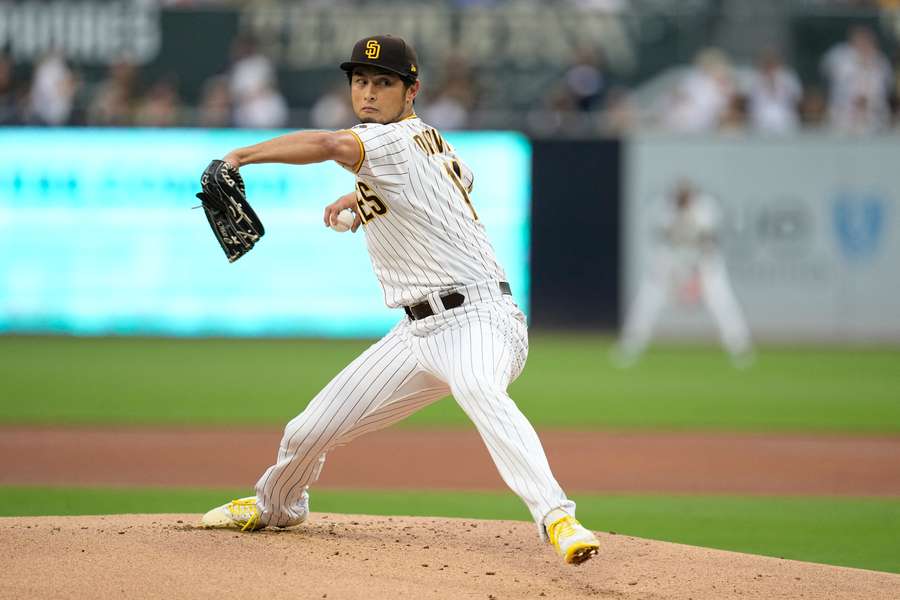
top-left (341, 129), bottom-right (366, 173)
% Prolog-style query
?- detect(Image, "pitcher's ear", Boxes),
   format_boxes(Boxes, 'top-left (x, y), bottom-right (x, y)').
top-left (407, 79), bottom-right (420, 102)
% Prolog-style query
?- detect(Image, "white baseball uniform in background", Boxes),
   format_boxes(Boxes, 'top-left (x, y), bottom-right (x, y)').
top-left (253, 115), bottom-right (576, 538)
top-left (617, 191), bottom-right (752, 365)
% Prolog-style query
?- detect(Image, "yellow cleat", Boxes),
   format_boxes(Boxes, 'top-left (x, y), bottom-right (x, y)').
top-left (547, 515), bottom-right (599, 565)
top-left (200, 496), bottom-right (264, 532)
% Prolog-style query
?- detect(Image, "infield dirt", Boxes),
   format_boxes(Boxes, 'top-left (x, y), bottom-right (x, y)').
top-left (3, 513), bottom-right (897, 600)
top-left (4, 426), bottom-right (900, 495)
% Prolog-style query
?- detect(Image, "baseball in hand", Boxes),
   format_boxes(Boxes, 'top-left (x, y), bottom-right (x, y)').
top-left (331, 208), bottom-right (355, 232)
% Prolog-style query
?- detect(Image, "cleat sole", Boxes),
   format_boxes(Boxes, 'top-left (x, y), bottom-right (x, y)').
top-left (566, 543), bottom-right (599, 565)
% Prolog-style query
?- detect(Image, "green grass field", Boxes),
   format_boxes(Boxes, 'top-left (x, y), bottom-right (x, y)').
top-left (1, 336), bottom-right (899, 431)
top-left (2, 335), bottom-right (898, 574)
top-left (2, 486), bottom-right (898, 574)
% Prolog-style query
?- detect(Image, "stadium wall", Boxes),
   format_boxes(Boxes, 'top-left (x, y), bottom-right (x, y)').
top-left (624, 134), bottom-right (900, 343)
top-left (530, 139), bottom-right (621, 331)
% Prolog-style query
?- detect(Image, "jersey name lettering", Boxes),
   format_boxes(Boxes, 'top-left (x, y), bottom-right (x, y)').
top-left (412, 128), bottom-right (449, 156)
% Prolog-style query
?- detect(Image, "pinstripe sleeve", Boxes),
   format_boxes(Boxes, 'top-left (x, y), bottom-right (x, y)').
top-left (340, 123), bottom-right (410, 186)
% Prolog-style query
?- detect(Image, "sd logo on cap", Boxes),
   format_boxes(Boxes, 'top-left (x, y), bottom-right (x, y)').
top-left (364, 40), bottom-right (381, 60)
top-left (341, 35), bottom-right (419, 82)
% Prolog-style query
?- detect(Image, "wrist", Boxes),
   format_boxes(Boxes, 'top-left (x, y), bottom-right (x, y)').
top-left (223, 152), bottom-right (242, 169)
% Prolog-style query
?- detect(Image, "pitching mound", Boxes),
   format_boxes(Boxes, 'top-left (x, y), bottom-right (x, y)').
top-left (3, 514), bottom-right (896, 599)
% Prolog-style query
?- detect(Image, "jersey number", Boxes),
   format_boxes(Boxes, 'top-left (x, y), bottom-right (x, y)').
top-left (443, 159), bottom-right (478, 220)
top-left (355, 181), bottom-right (388, 224)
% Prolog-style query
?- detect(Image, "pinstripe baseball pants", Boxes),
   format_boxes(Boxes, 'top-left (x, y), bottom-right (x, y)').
top-left (254, 283), bottom-right (576, 538)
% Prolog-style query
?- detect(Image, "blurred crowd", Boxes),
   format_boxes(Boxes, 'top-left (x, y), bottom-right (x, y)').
top-left (0, 37), bottom-right (291, 129)
top-left (2, 25), bottom-right (899, 136)
top-left (648, 26), bottom-right (897, 136)
top-left (532, 24), bottom-right (900, 136)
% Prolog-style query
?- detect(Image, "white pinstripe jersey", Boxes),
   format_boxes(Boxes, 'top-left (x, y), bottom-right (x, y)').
top-left (342, 115), bottom-right (507, 308)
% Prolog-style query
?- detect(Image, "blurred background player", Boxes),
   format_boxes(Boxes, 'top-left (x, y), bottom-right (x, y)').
top-left (614, 180), bottom-right (753, 367)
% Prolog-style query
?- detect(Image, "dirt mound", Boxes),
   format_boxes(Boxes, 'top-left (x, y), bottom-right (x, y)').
top-left (2, 513), bottom-right (896, 600)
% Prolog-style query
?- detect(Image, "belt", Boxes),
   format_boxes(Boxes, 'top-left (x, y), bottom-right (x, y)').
top-left (404, 281), bottom-right (511, 321)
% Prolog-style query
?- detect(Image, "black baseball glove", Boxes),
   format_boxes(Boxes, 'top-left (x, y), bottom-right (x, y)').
top-left (196, 159), bottom-right (265, 262)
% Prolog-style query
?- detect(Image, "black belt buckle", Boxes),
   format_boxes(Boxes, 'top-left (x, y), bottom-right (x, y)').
top-left (404, 281), bottom-right (511, 321)
top-left (404, 293), bottom-right (461, 320)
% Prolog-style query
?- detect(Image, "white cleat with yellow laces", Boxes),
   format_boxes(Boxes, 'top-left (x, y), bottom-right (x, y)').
top-left (200, 496), bottom-right (264, 531)
top-left (546, 512), bottom-right (599, 565)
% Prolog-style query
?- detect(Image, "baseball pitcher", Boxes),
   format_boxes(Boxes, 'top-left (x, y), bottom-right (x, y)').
top-left (198, 35), bottom-right (599, 565)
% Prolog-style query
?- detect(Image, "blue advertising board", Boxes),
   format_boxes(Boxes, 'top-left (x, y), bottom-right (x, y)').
top-left (0, 128), bottom-right (530, 336)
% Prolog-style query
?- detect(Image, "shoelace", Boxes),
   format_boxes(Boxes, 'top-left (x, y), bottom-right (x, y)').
top-left (547, 516), bottom-right (579, 546)
top-left (227, 498), bottom-right (261, 532)
top-left (241, 512), bottom-right (260, 532)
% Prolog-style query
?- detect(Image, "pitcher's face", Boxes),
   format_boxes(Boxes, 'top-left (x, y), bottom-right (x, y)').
top-left (350, 67), bottom-right (418, 124)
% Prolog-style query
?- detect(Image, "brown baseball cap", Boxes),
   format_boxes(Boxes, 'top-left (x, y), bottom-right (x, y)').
top-left (340, 35), bottom-right (419, 81)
